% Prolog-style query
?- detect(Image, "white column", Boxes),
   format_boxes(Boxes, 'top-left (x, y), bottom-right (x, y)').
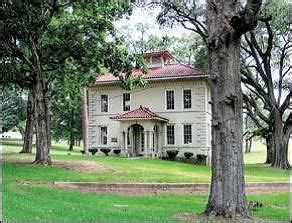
top-left (124, 131), bottom-right (128, 157)
top-left (128, 128), bottom-right (132, 156)
top-left (149, 131), bottom-right (154, 158)
top-left (132, 128), bottom-right (135, 155)
top-left (145, 131), bottom-right (148, 158)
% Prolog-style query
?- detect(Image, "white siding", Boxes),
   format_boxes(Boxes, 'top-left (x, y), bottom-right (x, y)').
top-left (87, 79), bottom-right (211, 157)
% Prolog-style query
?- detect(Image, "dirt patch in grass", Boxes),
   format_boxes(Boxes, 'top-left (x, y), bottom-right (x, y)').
top-left (51, 182), bottom-right (290, 196)
top-left (173, 213), bottom-right (282, 223)
top-left (5, 156), bottom-right (114, 173)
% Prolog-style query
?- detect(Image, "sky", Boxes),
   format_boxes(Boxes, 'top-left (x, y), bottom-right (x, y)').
top-left (114, 6), bottom-right (192, 41)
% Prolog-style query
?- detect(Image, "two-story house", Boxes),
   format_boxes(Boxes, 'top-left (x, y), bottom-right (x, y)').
top-left (85, 50), bottom-right (211, 161)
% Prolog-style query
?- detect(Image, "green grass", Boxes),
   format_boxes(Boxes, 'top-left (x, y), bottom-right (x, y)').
top-left (244, 140), bottom-right (292, 164)
top-left (4, 181), bottom-right (290, 222)
top-left (4, 153), bottom-right (289, 183)
top-left (3, 140), bottom-right (291, 222)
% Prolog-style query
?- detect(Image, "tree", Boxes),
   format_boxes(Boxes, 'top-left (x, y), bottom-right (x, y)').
top-left (170, 34), bottom-right (207, 70)
top-left (50, 60), bottom-right (84, 151)
top-left (1, 1), bottom-right (141, 164)
top-left (155, 0), bottom-right (263, 218)
top-left (1, 86), bottom-right (26, 134)
top-left (118, 22), bottom-right (207, 69)
top-left (241, 1), bottom-right (291, 169)
top-left (19, 92), bottom-right (35, 153)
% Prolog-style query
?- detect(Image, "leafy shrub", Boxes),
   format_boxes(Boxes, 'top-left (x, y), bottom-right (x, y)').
top-left (184, 152), bottom-right (194, 159)
top-left (113, 149), bottom-right (121, 155)
top-left (166, 150), bottom-right (179, 160)
top-left (197, 154), bottom-right (207, 164)
top-left (88, 148), bottom-right (98, 155)
top-left (100, 148), bottom-right (111, 156)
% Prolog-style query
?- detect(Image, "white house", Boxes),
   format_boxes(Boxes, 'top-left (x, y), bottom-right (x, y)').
top-left (86, 50), bottom-right (212, 161)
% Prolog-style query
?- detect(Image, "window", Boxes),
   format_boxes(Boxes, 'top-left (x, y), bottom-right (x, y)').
top-left (183, 124), bottom-right (192, 144)
top-left (101, 95), bottom-right (108, 112)
top-left (166, 90), bottom-right (174, 110)
top-left (183, 89), bottom-right (192, 109)
top-left (123, 93), bottom-right (130, 111)
top-left (100, 126), bottom-right (108, 145)
top-left (166, 125), bottom-right (175, 145)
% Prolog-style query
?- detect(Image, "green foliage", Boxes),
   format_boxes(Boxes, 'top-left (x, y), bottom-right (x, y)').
top-left (50, 60), bottom-right (84, 143)
top-left (88, 148), bottom-right (98, 155)
top-left (1, 86), bottom-right (27, 132)
top-left (166, 150), bottom-right (179, 159)
top-left (119, 21), bottom-right (207, 70)
top-left (100, 148), bottom-right (111, 156)
top-left (170, 33), bottom-right (207, 69)
top-left (184, 152), bottom-right (194, 159)
top-left (196, 154), bottom-right (207, 163)
top-left (113, 149), bottom-right (121, 155)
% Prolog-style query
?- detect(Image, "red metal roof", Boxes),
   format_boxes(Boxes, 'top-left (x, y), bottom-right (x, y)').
top-left (110, 105), bottom-right (168, 122)
top-left (95, 63), bottom-right (205, 84)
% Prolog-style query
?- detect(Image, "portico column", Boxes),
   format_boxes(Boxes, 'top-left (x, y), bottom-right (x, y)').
top-left (145, 131), bottom-right (149, 158)
top-left (124, 131), bottom-right (128, 157)
top-left (149, 131), bottom-right (154, 158)
top-left (129, 128), bottom-right (133, 156)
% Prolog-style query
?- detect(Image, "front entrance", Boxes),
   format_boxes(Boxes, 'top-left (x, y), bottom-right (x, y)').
top-left (128, 124), bottom-right (144, 156)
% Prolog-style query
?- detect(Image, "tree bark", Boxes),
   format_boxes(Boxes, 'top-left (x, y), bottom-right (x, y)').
top-left (20, 92), bottom-right (34, 154)
top-left (29, 36), bottom-right (51, 165)
top-left (244, 137), bottom-right (252, 153)
top-left (69, 109), bottom-right (74, 151)
top-left (265, 134), bottom-right (274, 164)
top-left (45, 94), bottom-right (51, 152)
top-left (32, 79), bottom-right (51, 165)
top-left (271, 110), bottom-right (290, 169)
top-left (205, 38), bottom-right (249, 217)
top-left (204, 0), bottom-right (263, 217)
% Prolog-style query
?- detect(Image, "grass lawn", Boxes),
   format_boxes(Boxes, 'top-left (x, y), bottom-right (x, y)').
top-left (2, 139), bottom-right (291, 222)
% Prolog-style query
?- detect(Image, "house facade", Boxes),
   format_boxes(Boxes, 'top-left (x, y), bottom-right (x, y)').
top-left (86, 50), bottom-right (211, 161)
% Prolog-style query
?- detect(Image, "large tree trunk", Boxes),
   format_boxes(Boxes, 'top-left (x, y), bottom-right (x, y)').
top-left (244, 137), bottom-right (252, 153)
top-left (45, 94), bottom-right (51, 152)
top-left (30, 37), bottom-right (51, 165)
top-left (271, 111), bottom-right (290, 169)
top-left (69, 109), bottom-right (74, 151)
top-left (20, 92), bottom-right (34, 154)
top-left (32, 79), bottom-right (51, 165)
top-left (204, 0), bottom-right (257, 218)
top-left (265, 134), bottom-right (274, 164)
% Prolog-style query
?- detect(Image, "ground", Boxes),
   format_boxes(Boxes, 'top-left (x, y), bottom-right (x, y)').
top-left (2, 139), bottom-right (291, 222)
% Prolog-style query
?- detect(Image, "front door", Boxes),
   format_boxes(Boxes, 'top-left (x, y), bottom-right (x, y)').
top-left (130, 124), bottom-right (144, 156)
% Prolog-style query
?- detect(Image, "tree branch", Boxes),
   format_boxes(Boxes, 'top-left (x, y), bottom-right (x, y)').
top-left (279, 92), bottom-right (291, 115)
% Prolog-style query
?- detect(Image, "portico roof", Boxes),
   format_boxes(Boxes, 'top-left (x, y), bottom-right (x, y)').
top-left (110, 105), bottom-right (169, 122)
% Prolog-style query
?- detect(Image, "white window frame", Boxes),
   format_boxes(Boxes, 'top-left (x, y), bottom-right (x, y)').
top-left (165, 89), bottom-right (175, 111)
top-left (123, 92), bottom-right (131, 111)
top-left (182, 89), bottom-right (192, 109)
top-left (100, 94), bottom-right (108, 113)
top-left (99, 126), bottom-right (108, 145)
top-left (166, 124), bottom-right (175, 145)
top-left (183, 124), bottom-right (192, 145)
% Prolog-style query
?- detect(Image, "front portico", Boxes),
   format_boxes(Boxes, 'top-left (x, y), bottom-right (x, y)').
top-left (110, 106), bottom-right (168, 157)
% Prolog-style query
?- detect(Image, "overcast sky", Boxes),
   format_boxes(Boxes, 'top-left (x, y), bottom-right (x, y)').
top-left (114, 6), bottom-right (192, 41)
